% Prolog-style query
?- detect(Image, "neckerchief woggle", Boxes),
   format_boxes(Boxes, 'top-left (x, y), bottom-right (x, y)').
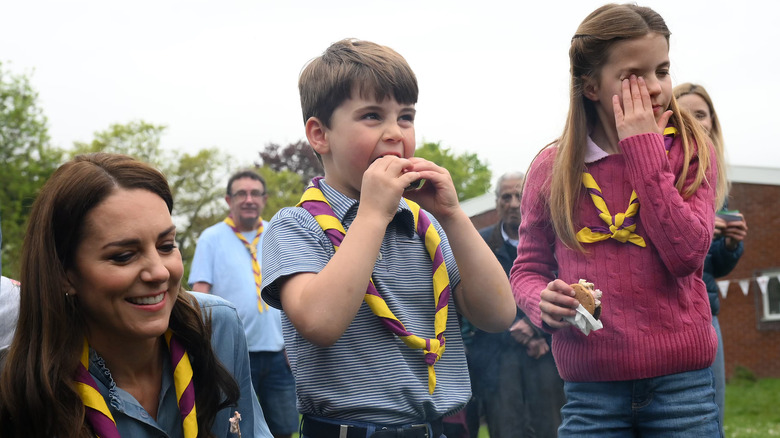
top-left (576, 127), bottom-right (677, 247)
top-left (74, 330), bottom-right (198, 438)
top-left (224, 216), bottom-right (268, 313)
top-left (297, 177), bottom-right (451, 394)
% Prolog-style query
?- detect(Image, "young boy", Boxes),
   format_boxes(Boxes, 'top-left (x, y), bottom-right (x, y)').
top-left (261, 39), bottom-right (515, 438)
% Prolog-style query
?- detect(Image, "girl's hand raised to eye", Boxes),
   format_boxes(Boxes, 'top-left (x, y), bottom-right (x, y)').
top-left (613, 75), bottom-right (672, 141)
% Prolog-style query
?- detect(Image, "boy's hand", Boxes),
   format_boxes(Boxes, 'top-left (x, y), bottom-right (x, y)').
top-left (359, 156), bottom-right (422, 223)
top-left (402, 157), bottom-right (460, 220)
top-left (540, 279), bottom-right (579, 330)
top-left (613, 75), bottom-right (672, 141)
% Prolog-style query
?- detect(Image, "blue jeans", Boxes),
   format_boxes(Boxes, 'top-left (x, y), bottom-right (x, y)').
top-left (559, 368), bottom-right (721, 437)
top-left (711, 316), bottom-right (725, 437)
top-left (249, 350), bottom-right (299, 435)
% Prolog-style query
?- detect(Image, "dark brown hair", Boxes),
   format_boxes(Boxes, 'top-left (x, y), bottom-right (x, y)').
top-left (0, 153), bottom-right (239, 438)
top-left (299, 38), bottom-right (418, 129)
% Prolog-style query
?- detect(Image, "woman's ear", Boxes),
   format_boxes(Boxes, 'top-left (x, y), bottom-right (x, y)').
top-left (305, 117), bottom-right (330, 156)
top-left (582, 75), bottom-right (599, 102)
top-left (64, 272), bottom-right (78, 297)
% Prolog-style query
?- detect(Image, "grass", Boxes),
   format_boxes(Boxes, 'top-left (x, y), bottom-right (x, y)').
top-left (472, 375), bottom-right (780, 438)
top-left (723, 373), bottom-right (780, 438)
top-left (292, 375), bottom-right (780, 438)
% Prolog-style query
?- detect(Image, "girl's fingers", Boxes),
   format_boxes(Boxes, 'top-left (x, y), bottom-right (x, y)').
top-left (621, 78), bottom-right (633, 115)
top-left (630, 75), bottom-right (644, 108)
top-left (657, 110), bottom-right (673, 131)
top-left (612, 94), bottom-right (624, 124)
top-left (637, 76), bottom-right (654, 110)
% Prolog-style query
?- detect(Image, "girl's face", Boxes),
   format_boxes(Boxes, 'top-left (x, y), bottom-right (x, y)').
top-left (585, 32), bottom-right (672, 130)
top-left (67, 188), bottom-right (183, 347)
top-left (677, 93), bottom-right (713, 135)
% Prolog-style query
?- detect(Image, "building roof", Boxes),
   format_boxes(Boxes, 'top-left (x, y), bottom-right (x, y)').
top-left (729, 165), bottom-right (780, 186)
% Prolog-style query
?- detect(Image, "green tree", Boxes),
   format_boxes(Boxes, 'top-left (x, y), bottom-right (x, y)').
top-left (71, 120), bottom-right (166, 161)
top-left (257, 165), bottom-right (306, 220)
top-left (257, 140), bottom-right (322, 186)
top-left (414, 141), bottom-right (492, 201)
top-left (0, 62), bottom-right (64, 278)
top-left (256, 140), bottom-right (322, 216)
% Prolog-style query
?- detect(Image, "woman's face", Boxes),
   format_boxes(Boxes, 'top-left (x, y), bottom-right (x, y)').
top-left (677, 93), bottom-right (713, 135)
top-left (67, 188), bottom-right (183, 346)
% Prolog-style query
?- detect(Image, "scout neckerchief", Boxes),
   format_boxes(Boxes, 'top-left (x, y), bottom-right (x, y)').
top-left (74, 330), bottom-right (197, 438)
top-left (297, 177), bottom-right (450, 394)
top-left (576, 127), bottom-right (677, 247)
top-left (224, 216), bottom-right (268, 312)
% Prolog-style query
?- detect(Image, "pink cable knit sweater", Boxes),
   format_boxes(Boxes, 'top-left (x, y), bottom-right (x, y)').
top-left (510, 132), bottom-right (717, 382)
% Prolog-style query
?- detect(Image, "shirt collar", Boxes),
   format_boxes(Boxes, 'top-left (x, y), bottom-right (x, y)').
top-left (318, 179), bottom-right (416, 235)
top-left (584, 135), bottom-right (611, 164)
top-left (499, 222), bottom-right (519, 247)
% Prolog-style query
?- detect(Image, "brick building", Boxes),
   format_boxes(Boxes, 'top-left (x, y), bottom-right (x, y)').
top-left (464, 165), bottom-right (780, 380)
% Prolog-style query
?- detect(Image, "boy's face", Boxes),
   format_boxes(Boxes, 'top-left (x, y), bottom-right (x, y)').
top-left (319, 92), bottom-right (416, 199)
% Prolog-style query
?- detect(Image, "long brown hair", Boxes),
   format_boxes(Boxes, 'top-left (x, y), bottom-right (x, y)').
top-left (0, 153), bottom-right (239, 438)
top-left (549, 3), bottom-right (724, 252)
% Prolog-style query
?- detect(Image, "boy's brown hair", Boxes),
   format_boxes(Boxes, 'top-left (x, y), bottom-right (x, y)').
top-left (298, 38), bottom-right (418, 129)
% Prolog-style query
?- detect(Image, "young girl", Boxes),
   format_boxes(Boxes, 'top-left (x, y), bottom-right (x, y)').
top-left (510, 4), bottom-right (727, 436)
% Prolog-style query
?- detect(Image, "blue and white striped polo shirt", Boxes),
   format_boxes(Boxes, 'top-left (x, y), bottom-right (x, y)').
top-left (261, 180), bottom-right (470, 424)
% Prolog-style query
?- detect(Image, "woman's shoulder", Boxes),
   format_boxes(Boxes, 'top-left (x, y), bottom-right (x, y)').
top-left (187, 291), bottom-right (240, 321)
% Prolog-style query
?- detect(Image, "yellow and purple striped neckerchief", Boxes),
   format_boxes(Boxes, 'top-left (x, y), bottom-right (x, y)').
top-left (224, 216), bottom-right (268, 313)
top-left (576, 127), bottom-right (677, 247)
top-left (74, 330), bottom-right (197, 438)
top-left (298, 177), bottom-right (451, 394)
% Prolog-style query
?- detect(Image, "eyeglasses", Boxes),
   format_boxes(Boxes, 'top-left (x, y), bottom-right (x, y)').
top-left (500, 193), bottom-right (522, 203)
top-left (231, 190), bottom-right (266, 201)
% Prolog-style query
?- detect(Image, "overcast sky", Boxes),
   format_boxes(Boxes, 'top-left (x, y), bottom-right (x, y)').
top-left (3, 0), bottom-right (779, 188)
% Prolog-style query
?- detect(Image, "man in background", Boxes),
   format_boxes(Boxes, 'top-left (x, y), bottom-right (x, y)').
top-left (189, 170), bottom-right (298, 438)
top-left (464, 172), bottom-right (566, 438)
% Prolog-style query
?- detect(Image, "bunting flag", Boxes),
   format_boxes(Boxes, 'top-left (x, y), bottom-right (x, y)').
top-left (739, 279), bottom-right (751, 296)
top-left (717, 280), bottom-right (730, 300)
top-left (713, 274), bottom-right (779, 299)
top-left (756, 276), bottom-right (770, 296)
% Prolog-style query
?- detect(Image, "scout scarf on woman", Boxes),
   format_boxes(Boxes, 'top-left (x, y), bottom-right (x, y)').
top-left (74, 330), bottom-right (198, 438)
top-left (298, 177), bottom-right (451, 394)
top-left (224, 216), bottom-right (268, 312)
top-left (576, 127), bottom-right (677, 247)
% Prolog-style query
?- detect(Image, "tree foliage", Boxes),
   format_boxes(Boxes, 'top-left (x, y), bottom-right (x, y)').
top-left (414, 141), bottom-right (492, 201)
top-left (257, 140), bottom-right (322, 186)
top-left (0, 62), bottom-right (64, 278)
top-left (256, 140), bottom-right (323, 217)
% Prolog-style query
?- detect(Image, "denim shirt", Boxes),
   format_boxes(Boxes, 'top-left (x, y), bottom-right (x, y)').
top-left (88, 292), bottom-right (273, 438)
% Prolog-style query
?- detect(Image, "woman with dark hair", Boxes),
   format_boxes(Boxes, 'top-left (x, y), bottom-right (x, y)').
top-left (0, 153), bottom-right (272, 438)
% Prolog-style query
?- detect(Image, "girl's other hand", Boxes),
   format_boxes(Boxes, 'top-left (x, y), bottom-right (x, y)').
top-left (613, 75), bottom-right (672, 141)
top-left (539, 279), bottom-right (579, 330)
